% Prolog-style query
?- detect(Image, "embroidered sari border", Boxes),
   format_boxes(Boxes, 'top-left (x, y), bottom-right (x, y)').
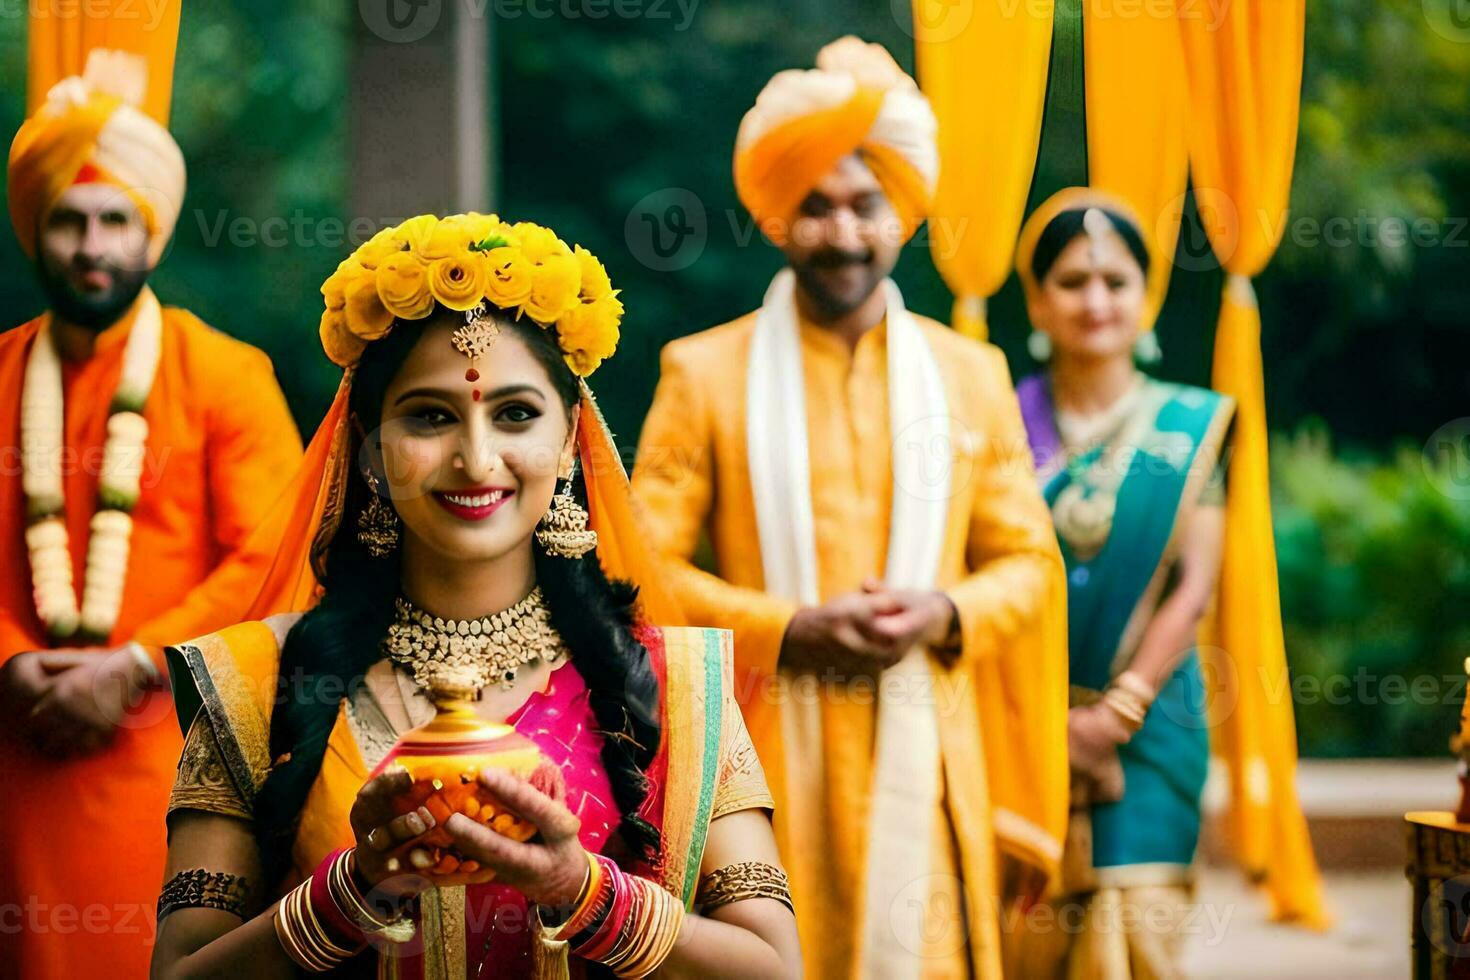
top-left (1110, 391), bottom-right (1236, 676)
top-left (171, 627), bottom-right (275, 806)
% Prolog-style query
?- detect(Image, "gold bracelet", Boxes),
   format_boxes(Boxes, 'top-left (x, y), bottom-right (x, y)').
top-left (695, 861), bottom-right (793, 915)
top-left (329, 850), bottom-right (415, 945)
top-left (605, 876), bottom-right (685, 978)
top-left (273, 878), bottom-right (354, 972)
top-left (287, 883), bottom-right (342, 971)
top-left (1101, 686), bottom-right (1147, 734)
top-left (542, 850), bottom-right (600, 936)
top-left (631, 883), bottom-right (684, 978)
top-left (1113, 670), bottom-right (1157, 706)
top-left (299, 881), bottom-right (358, 959)
top-left (275, 894), bottom-right (334, 972)
top-left (629, 881), bottom-right (685, 977)
top-left (274, 911), bottom-right (326, 972)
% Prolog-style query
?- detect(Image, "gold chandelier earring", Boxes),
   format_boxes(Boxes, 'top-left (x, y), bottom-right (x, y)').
top-left (535, 458), bottom-right (597, 559)
top-left (357, 470), bottom-right (400, 558)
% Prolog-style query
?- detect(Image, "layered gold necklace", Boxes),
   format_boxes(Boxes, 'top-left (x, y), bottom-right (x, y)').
top-left (382, 587), bottom-right (568, 694)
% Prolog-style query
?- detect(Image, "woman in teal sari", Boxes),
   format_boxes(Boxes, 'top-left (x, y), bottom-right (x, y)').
top-left (1012, 189), bottom-right (1234, 978)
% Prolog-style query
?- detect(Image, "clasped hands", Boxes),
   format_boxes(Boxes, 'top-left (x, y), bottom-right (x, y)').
top-left (780, 578), bottom-right (959, 678)
top-left (0, 643), bottom-right (158, 758)
top-left (1067, 702), bottom-right (1133, 805)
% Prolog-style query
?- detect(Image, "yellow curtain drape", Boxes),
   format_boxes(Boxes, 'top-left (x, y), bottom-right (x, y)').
top-left (27, 0), bottom-right (183, 123)
top-left (913, 0), bottom-right (1054, 340)
top-left (1084, 0), bottom-right (1190, 326)
top-left (1180, 0), bottom-right (1328, 929)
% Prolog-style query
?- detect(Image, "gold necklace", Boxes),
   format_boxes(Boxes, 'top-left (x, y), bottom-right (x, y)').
top-left (382, 587), bottom-right (568, 694)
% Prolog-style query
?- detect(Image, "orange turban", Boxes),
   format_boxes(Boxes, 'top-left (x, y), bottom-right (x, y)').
top-left (8, 49), bottom-right (186, 264)
top-left (734, 36), bottom-right (938, 245)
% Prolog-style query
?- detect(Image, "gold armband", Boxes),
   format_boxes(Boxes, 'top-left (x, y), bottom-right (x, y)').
top-left (695, 861), bottom-right (794, 915)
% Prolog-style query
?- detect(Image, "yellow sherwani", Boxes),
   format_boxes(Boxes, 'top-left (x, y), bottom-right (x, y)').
top-left (633, 309), bottom-right (1066, 979)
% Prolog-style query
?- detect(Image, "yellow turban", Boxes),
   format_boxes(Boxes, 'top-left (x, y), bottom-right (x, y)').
top-left (734, 36), bottom-right (938, 245)
top-left (8, 49), bottom-right (186, 264)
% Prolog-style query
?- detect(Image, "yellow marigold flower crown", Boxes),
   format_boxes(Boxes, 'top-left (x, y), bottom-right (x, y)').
top-left (318, 212), bottom-right (623, 377)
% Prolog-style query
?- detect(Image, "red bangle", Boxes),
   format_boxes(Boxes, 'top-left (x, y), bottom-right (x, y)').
top-left (574, 857), bottom-right (633, 962)
top-left (309, 849), bottom-right (368, 948)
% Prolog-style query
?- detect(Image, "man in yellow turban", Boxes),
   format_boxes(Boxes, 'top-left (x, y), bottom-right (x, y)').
top-left (0, 47), bottom-right (302, 977)
top-left (633, 36), bottom-right (1069, 979)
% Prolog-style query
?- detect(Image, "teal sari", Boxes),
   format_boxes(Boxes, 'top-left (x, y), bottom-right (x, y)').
top-left (1017, 374), bottom-right (1234, 880)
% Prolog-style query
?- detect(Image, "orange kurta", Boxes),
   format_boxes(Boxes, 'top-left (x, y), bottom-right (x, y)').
top-left (0, 301), bottom-right (302, 978)
top-left (632, 310), bottom-right (1066, 979)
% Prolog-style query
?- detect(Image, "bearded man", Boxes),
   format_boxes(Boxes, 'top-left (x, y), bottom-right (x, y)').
top-left (633, 37), bottom-right (1069, 980)
top-left (0, 46), bottom-right (302, 976)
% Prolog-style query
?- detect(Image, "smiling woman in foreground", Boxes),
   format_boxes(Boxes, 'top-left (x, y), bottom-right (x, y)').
top-left (150, 213), bottom-right (800, 979)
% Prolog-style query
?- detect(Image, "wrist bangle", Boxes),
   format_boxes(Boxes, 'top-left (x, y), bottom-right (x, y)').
top-left (539, 850), bottom-right (600, 932)
top-left (1113, 670), bottom-right (1157, 707)
top-left (309, 850), bottom-right (366, 948)
top-left (1101, 686), bottom-right (1148, 734)
top-left (274, 875), bottom-right (361, 972)
top-left (570, 857), bottom-right (685, 978)
top-left (329, 849), bottom-right (416, 946)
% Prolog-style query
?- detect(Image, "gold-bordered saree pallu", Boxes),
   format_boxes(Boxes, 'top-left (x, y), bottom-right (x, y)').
top-left (168, 622), bottom-right (734, 979)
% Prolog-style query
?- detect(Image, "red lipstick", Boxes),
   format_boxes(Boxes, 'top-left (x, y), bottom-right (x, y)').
top-left (432, 486), bottom-right (515, 522)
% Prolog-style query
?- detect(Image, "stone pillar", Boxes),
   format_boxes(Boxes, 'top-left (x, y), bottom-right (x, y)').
top-left (348, 0), bottom-right (493, 228)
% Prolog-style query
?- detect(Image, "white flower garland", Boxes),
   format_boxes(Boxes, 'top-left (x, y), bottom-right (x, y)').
top-left (22, 290), bottom-right (162, 640)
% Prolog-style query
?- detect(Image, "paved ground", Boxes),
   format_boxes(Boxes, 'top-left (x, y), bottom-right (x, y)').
top-left (1181, 866), bottom-right (1409, 978)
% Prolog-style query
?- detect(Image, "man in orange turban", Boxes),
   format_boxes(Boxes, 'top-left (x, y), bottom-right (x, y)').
top-left (633, 37), bottom-right (1069, 980)
top-left (0, 49), bottom-right (302, 977)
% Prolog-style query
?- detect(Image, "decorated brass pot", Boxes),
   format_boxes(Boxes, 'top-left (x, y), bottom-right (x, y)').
top-left (370, 683), bottom-right (563, 886)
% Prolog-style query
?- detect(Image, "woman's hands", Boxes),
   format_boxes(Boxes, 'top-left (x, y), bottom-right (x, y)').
top-left (443, 768), bottom-right (588, 908)
top-left (1067, 702), bottom-right (1131, 804)
top-left (351, 766), bottom-right (587, 907)
top-left (350, 766), bottom-right (439, 898)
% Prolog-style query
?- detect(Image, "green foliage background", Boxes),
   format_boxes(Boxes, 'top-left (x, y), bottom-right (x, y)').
top-left (0, 0), bottom-right (1466, 755)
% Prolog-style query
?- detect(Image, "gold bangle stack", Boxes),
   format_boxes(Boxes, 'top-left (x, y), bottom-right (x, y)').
top-left (329, 850), bottom-right (416, 945)
top-left (1102, 670), bottom-right (1157, 735)
top-left (1114, 670), bottom-right (1157, 704)
top-left (600, 877), bottom-right (685, 979)
top-left (273, 878), bottom-right (359, 972)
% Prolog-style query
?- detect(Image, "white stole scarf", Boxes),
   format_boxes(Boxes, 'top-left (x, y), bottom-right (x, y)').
top-left (745, 268), bottom-right (952, 978)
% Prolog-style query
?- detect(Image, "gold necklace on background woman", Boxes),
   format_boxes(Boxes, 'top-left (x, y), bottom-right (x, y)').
top-left (1049, 370), bottom-right (1148, 561)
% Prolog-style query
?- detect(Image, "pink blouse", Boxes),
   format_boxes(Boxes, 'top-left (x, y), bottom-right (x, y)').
top-left (462, 659), bottom-right (618, 974)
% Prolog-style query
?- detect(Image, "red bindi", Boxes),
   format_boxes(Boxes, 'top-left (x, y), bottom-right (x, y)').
top-left (465, 368), bottom-right (480, 382)
top-left (472, 389), bottom-right (481, 401)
